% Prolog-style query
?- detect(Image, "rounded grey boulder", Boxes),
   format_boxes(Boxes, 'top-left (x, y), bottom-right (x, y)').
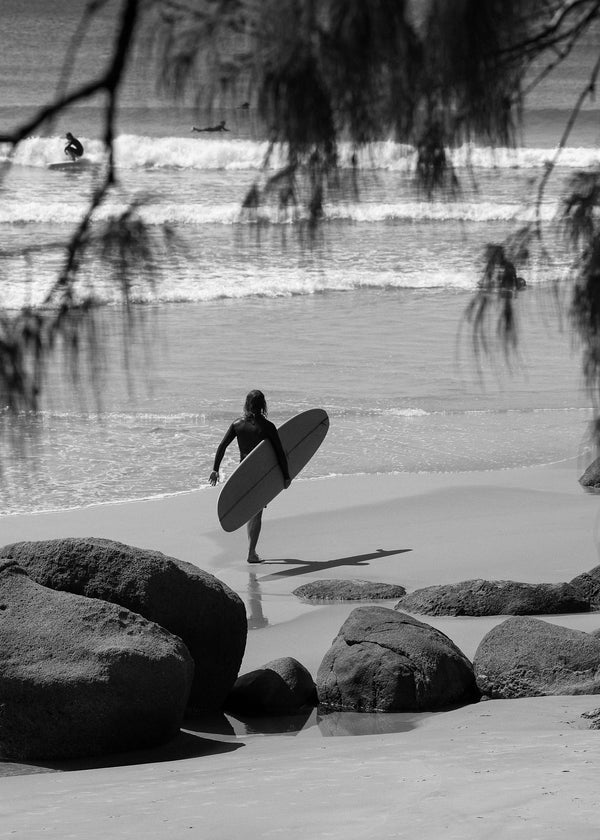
top-left (579, 457), bottom-right (600, 490)
top-left (396, 578), bottom-right (589, 616)
top-left (293, 579), bottom-right (406, 603)
top-left (474, 616), bottom-right (600, 698)
top-left (226, 656), bottom-right (317, 715)
top-left (0, 538), bottom-right (247, 712)
top-left (316, 606), bottom-right (479, 712)
top-left (0, 560), bottom-right (194, 760)
top-left (569, 564), bottom-right (600, 609)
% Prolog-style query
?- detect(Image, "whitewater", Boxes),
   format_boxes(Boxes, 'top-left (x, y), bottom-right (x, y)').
top-left (4, 134), bottom-right (600, 172)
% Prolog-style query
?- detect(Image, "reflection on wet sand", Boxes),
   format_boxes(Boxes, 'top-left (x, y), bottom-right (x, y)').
top-left (226, 708), bottom-right (313, 735)
top-left (189, 708), bottom-right (422, 739)
top-left (247, 572), bottom-right (268, 630)
top-left (316, 709), bottom-right (420, 737)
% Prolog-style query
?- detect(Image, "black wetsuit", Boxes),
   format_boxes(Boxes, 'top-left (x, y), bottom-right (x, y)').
top-left (65, 136), bottom-right (84, 159)
top-left (213, 415), bottom-right (290, 481)
top-left (193, 122), bottom-right (230, 133)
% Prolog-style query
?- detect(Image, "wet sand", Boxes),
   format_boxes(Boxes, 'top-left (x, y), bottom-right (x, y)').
top-left (2, 461), bottom-right (600, 838)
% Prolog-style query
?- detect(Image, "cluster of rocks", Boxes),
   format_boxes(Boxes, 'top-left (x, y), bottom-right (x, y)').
top-left (292, 572), bottom-right (600, 616)
top-left (275, 566), bottom-right (600, 714)
top-left (5, 535), bottom-right (600, 761)
top-left (231, 606), bottom-right (600, 717)
top-left (0, 538), bottom-right (247, 761)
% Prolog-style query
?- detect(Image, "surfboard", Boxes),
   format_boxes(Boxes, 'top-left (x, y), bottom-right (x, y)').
top-left (217, 408), bottom-right (329, 532)
top-left (47, 159), bottom-right (97, 171)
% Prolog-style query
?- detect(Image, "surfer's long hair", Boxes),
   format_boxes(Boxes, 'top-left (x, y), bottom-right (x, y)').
top-left (244, 389), bottom-right (267, 419)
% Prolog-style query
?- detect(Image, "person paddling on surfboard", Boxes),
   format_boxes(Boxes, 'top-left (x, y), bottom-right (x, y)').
top-left (192, 120), bottom-right (230, 133)
top-left (64, 132), bottom-right (84, 162)
top-left (209, 390), bottom-right (291, 564)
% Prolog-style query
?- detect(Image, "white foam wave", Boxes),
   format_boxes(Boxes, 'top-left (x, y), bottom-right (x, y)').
top-left (0, 263), bottom-right (483, 309)
top-left (3, 135), bottom-right (599, 172)
top-left (0, 199), bottom-right (557, 226)
top-left (385, 407), bottom-right (430, 417)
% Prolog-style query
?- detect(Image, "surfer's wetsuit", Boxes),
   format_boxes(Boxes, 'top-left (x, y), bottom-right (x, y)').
top-left (64, 133), bottom-right (84, 161)
top-left (192, 121), bottom-right (230, 133)
top-left (212, 415), bottom-right (290, 482)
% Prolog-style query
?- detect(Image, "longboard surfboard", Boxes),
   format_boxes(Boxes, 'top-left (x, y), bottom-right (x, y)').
top-left (47, 160), bottom-right (97, 171)
top-left (217, 408), bottom-right (329, 532)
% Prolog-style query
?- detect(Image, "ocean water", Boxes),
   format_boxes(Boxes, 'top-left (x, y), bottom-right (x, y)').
top-left (0, 1), bottom-right (599, 515)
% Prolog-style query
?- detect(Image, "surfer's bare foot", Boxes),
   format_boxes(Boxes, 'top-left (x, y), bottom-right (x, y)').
top-left (247, 554), bottom-right (263, 564)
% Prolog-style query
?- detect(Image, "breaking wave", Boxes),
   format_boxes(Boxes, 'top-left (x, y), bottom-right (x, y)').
top-left (0, 199), bottom-right (557, 226)
top-left (3, 135), bottom-right (599, 172)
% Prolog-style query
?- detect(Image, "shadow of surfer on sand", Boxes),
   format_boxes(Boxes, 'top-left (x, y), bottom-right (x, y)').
top-left (257, 547), bottom-right (411, 582)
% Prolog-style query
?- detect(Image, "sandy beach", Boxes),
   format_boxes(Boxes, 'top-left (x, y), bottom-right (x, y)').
top-left (2, 459), bottom-right (600, 838)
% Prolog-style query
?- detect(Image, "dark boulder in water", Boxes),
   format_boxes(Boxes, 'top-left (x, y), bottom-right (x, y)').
top-left (317, 606), bottom-right (479, 712)
top-left (225, 657), bottom-right (317, 715)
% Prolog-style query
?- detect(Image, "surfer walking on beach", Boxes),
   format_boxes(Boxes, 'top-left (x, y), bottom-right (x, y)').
top-left (209, 390), bottom-right (291, 564)
top-left (192, 120), bottom-right (230, 133)
top-left (64, 132), bottom-right (84, 162)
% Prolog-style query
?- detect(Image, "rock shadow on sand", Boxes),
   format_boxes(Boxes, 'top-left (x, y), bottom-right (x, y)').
top-left (257, 548), bottom-right (411, 581)
top-left (8, 726), bottom-right (243, 775)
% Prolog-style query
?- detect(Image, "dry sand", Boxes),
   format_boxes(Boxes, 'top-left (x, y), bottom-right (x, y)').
top-left (1, 459), bottom-right (600, 838)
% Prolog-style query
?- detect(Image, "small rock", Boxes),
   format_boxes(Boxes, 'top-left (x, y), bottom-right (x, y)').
top-left (579, 457), bottom-right (600, 490)
top-left (293, 579), bottom-right (406, 603)
top-left (226, 657), bottom-right (317, 715)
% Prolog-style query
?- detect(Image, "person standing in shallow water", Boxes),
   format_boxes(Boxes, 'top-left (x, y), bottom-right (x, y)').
top-left (209, 390), bottom-right (291, 564)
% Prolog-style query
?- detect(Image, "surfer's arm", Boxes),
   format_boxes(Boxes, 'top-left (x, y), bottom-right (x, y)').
top-left (210, 424), bottom-right (236, 483)
top-left (265, 422), bottom-right (291, 488)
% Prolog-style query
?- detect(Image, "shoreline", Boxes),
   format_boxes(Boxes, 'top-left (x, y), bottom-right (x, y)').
top-left (2, 461), bottom-right (600, 837)
top-left (0, 444), bottom-right (592, 518)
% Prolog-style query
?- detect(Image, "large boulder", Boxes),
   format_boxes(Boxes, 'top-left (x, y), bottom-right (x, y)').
top-left (569, 565), bottom-right (600, 609)
top-left (396, 578), bottom-right (589, 616)
top-left (0, 538), bottom-right (246, 712)
top-left (293, 579), bottom-right (406, 603)
top-left (581, 708), bottom-right (600, 729)
top-left (226, 657), bottom-right (317, 715)
top-left (0, 560), bottom-right (193, 760)
top-left (579, 457), bottom-right (600, 490)
top-left (316, 606), bottom-right (479, 712)
top-left (474, 616), bottom-right (600, 698)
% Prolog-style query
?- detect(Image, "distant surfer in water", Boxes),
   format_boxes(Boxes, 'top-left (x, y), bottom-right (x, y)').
top-left (498, 249), bottom-right (526, 296)
top-left (192, 120), bottom-right (230, 133)
top-left (209, 390), bottom-right (291, 564)
top-left (64, 132), bottom-right (84, 162)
